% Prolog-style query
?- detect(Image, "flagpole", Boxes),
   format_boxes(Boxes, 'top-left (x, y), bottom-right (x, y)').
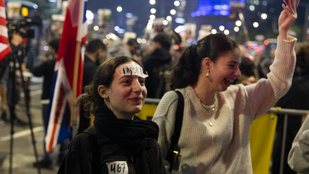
top-left (71, 0), bottom-right (85, 128)
top-left (71, 41), bottom-right (81, 127)
top-left (45, 0), bottom-right (87, 153)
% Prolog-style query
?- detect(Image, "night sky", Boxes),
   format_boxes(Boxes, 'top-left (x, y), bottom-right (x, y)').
top-left (87, 0), bottom-right (149, 15)
top-left (87, 0), bottom-right (153, 37)
top-left (86, 0), bottom-right (309, 40)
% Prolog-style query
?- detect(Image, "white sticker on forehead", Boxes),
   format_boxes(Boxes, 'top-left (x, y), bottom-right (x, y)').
top-left (119, 64), bottom-right (148, 78)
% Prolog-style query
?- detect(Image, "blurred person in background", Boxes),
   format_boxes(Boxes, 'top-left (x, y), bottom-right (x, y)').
top-left (143, 32), bottom-right (173, 99)
top-left (106, 37), bottom-right (140, 61)
top-left (169, 31), bottom-right (184, 67)
top-left (271, 42), bottom-right (309, 174)
top-left (3, 22), bottom-right (29, 125)
top-left (288, 112), bottom-right (309, 173)
top-left (126, 38), bottom-right (140, 57)
top-left (234, 56), bottom-right (257, 85)
top-left (78, 39), bottom-right (107, 133)
top-left (32, 38), bottom-right (70, 168)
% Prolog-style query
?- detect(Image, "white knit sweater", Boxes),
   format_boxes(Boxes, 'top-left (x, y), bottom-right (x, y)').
top-left (288, 114), bottom-right (309, 173)
top-left (152, 37), bottom-right (296, 174)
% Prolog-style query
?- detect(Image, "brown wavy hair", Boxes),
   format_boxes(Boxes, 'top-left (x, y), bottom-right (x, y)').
top-left (82, 56), bottom-right (143, 114)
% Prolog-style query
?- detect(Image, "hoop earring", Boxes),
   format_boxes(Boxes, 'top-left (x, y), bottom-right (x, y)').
top-left (206, 70), bottom-right (210, 78)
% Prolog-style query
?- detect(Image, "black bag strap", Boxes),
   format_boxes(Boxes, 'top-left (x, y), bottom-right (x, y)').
top-left (169, 91), bottom-right (184, 151)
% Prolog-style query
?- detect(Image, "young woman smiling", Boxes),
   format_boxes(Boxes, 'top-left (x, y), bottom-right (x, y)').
top-left (58, 56), bottom-right (166, 174)
top-left (152, 3), bottom-right (298, 174)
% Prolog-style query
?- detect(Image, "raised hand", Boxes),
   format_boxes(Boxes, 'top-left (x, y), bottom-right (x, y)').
top-left (278, 3), bottom-right (297, 40)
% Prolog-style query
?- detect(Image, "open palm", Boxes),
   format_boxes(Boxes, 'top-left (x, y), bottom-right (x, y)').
top-left (278, 3), bottom-right (297, 40)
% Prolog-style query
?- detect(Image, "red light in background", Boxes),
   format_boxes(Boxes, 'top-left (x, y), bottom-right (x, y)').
top-left (254, 47), bottom-right (263, 52)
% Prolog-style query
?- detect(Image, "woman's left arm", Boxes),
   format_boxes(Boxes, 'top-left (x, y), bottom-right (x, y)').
top-left (278, 3), bottom-right (297, 40)
top-left (244, 4), bottom-right (297, 119)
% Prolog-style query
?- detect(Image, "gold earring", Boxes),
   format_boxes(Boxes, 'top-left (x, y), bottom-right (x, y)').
top-left (206, 70), bottom-right (210, 78)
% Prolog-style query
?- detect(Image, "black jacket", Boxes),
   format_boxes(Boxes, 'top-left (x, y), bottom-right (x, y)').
top-left (32, 59), bottom-right (56, 100)
top-left (143, 48), bottom-right (172, 98)
top-left (82, 56), bottom-right (98, 89)
top-left (78, 55), bottom-right (99, 133)
top-left (59, 107), bottom-right (166, 174)
top-left (58, 126), bottom-right (138, 174)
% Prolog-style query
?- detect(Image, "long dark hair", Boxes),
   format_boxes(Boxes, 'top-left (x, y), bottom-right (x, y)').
top-left (83, 56), bottom-right (144, 114)
top-left (170, 33), bottom-right (239, 89)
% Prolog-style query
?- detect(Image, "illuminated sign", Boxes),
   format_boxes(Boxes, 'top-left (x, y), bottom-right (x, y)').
top-left (191, 0), bottom-right (246, 17)
top-left (175, 18), bottom-right (185, 24)
top-left (21, 7), bottom-right (29, 17)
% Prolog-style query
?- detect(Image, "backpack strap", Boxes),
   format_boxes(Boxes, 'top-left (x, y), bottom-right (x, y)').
top-left (170, 91), bottom-right (184, 149)
top-left (167, 90), bottom-right (184, 172)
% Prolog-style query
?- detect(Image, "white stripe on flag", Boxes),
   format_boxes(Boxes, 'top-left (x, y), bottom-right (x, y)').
top-left (0, 6), bottom-right (5, 17)
top-left (45, 59), bottom-right (73, 151)
top-left (45, 61), bottom-right (64, 150)
top-left (0, 25), bottom-right (8, 37)
top-left (0, 42), bottom-right (8, 51)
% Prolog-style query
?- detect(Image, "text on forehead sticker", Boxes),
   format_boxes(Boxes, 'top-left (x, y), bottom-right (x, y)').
top-left (120, 64), bottom-right (148, 78)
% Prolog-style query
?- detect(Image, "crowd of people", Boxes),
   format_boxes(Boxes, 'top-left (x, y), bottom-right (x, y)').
top-left (1, 2), bottom-right (309, 174)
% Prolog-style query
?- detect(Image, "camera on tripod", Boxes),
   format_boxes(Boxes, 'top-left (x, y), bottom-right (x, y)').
top-left (5, 19), bottom-right (35, 104)
top-left (7, 19), bottom-right (35, 39)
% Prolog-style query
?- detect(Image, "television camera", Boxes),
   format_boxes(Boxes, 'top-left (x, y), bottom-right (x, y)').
top-left (7, 19), bottom-right (35, 39)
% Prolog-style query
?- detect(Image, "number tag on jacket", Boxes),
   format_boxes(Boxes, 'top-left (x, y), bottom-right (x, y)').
top-left (106, 161), bottom-right (129, 174)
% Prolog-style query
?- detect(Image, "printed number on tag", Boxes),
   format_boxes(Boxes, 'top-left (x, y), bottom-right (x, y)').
top-left (106, 161), bottom-right (129, 174)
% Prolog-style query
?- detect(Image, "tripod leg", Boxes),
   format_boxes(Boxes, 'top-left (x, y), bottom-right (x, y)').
top-left (16, 57), bottom-right (41, 174)
top-left (8, 54), bottom-right (17, 174)
top-left (9, 105), bottom-right (15, 174)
